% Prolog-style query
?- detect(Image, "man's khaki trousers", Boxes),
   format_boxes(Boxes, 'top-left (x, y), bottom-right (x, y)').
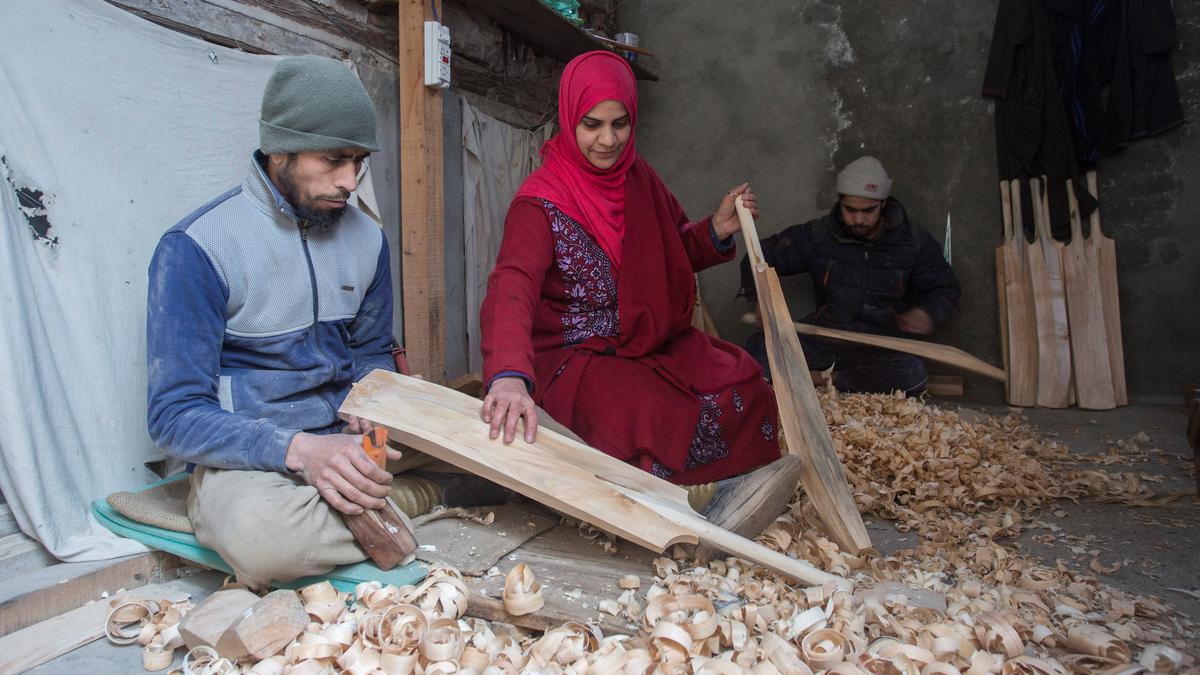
top-left (187, 466), bottom-right (365, 589)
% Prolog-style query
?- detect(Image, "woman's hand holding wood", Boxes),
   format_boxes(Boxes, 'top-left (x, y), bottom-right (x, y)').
top-left (712, 183), bottom-right (758, 240)
top-left (481, 377), bottom-right (539, 444)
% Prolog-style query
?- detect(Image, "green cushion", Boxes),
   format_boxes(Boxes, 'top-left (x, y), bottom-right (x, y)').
top-left (92, 473), bottom-right (426, 593)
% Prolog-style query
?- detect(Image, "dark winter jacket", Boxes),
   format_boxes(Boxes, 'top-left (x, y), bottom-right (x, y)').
top-left (738, 199), bottom-right (960, 337)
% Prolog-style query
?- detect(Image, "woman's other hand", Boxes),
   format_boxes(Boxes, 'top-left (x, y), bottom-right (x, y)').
top-left (712, 183), bottom-right (758, 240)
top-left (481, 377), bottom-right (539, 444)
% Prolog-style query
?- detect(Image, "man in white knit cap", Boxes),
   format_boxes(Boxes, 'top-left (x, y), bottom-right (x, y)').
top-left (739, 156), bottom-right (960, 395)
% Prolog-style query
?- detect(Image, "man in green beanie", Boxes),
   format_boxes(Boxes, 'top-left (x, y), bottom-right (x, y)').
top-left (144, 55), bottom-right (404, 588)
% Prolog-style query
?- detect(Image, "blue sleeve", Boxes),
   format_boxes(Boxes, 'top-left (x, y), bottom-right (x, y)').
top-left (709, 220), bottom-right (735, 254)
top-left (486, 370), bottom-right (535, 394)
top-left (146, 232), bottom-right (297, 472)
top-left (347, 234), bottom-right (396, 382)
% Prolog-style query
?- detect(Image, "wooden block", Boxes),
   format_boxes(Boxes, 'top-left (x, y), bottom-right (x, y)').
top-left (226, 589), bottom-right (308, 660)
top-left (178, 587), bottom-right (260, 656)
top-left (0, 583), bottom-right (189, 673)
top-left (341, 498), bottom-right (418, 570)
top-left (0, 551), bottom-right (177, 636)
top-left (928, 375), bottom-right (964, 397)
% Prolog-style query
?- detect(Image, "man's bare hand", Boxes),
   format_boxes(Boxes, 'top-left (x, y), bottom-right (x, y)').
top-left (344, 415), bottom-right (374, 435)
top-left (285, 432), bottom-right (394, 515)
top-left (895, 307), bottom-right (935, 336)
top-left (481, 377), bottom-right (537, 444)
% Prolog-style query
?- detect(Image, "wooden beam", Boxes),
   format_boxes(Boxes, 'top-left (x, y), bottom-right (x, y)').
top-left (400, 0), bottom-right (447, 382)
top-left (341, 371), bottom-right (849, 588)
top-left (105, 0), bottom-right (375, 62)
top-left (0, 583), bottom-right (189, 673)
top-left (0, 552), bottom-right (177, 636)
top-left (792, 323), bottom-right (1007, 383)
top-left (735, 199), bottom-right (871, 555)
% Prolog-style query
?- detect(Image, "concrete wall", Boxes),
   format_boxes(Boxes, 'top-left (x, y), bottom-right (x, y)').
top-left (619, 0), bottom-right (1199, 402)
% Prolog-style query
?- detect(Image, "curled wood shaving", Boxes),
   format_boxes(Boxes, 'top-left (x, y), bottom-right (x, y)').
top-left (502, 562), bottom-right (544, 616)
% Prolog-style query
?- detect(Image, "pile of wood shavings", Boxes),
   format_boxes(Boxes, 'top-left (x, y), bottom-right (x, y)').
top-left (824, 390), bottom-right (1160, 537)
top-left (115, 392), bottom-right (1196, 673)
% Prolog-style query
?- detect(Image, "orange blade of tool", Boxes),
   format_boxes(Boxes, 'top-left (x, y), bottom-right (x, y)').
top-left (362, 427), bottom-right (389, 469)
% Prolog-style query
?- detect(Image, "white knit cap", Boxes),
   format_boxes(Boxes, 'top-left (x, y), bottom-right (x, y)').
top-left (835, 156), bottom-right (891, 200)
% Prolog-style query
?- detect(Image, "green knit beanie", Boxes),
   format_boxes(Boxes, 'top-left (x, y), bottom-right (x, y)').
top-left (259, 55), bottom-right (381, 155)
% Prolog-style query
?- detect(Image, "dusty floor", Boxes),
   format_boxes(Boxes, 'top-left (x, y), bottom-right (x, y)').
top-left (27, 400), bottom-right (1200, 673)
top-left (872, 394), bottom-right (1200, 629)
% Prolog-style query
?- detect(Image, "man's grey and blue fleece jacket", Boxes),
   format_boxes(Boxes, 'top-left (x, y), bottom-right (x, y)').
top-left (146, 153), bottom-right (394, 473)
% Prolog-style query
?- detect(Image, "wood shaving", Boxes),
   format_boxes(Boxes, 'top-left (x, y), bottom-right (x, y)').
top-left (108, 393), bottom-right (1194, 673)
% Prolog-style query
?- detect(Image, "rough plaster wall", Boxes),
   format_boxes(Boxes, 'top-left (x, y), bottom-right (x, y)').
top-left (622, 0), bottom-right (1199, 401)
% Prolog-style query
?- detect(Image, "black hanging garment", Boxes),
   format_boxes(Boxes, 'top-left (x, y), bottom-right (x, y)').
top-left (1106, 0), bottom-right (1185, 143)
top-left (982, 0), bottom-right (1078, 182)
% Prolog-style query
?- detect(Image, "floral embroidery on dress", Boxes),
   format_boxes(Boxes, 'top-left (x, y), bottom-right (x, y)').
top-left (650, 460), bottom-right (673, 480)
top-left (731, 388), bottom-right (744, 413)
top-left (760, 418), bottom-right (776, 442)
top-left (685, 393), bottom-right (729, 470)
top-left (543, 200), bottom-right (619, 346)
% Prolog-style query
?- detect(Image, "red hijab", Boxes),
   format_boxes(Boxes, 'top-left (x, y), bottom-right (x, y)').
top-left (515, 51), bottom-right (637, 270)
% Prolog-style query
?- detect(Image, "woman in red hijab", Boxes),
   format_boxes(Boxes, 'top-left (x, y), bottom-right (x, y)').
top-left (479, 51), bottom-right (786, 499)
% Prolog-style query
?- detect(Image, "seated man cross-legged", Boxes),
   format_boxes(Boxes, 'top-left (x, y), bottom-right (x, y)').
top-left (146, 56), bottom-right (505, 588)
top-left (741, 156), bottom-right (961, 396)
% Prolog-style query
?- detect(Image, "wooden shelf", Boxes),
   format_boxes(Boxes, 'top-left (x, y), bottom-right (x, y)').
top-left (462, 0), bottom-right (659, 81)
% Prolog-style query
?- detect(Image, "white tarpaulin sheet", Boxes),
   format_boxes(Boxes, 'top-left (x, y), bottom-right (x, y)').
top-left (0, 0), bottom-right (284, 560)
top-left (462, 103), bottom-right (551, 372)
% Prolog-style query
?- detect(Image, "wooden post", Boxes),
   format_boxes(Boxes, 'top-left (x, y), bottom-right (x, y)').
top-left (399, 0), bottom-right (446, 382)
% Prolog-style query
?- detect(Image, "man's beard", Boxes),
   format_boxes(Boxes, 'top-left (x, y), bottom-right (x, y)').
top-left (277, 159), bottom-right (349, 229)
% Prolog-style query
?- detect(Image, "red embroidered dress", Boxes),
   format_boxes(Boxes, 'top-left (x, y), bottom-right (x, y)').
top-left (480, 165), bottom-right (779, 484)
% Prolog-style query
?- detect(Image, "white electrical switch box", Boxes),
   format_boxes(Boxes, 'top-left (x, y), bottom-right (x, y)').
top-left (424, 20), bottom-right (451, 88)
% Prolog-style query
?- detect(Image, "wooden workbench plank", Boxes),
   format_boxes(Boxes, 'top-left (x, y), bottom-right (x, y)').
top-left (341, 371), bottom-right (847, 587)
top-left (0, 552), bottom-right (177, 636)
top-left (465, 525), bottom-right (653, 636)
top-left (0, 582), bottom-right (189, 673)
